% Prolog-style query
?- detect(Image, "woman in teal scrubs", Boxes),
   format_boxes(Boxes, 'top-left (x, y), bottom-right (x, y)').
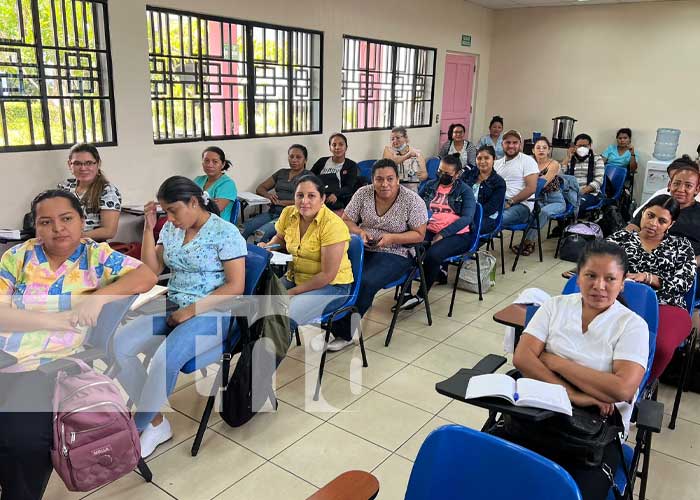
top-left (193, 146), bottom-right (238, 222)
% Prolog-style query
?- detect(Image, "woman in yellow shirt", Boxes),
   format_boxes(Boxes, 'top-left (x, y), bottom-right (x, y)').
top-left (261, 174), bottom-right (354, 351)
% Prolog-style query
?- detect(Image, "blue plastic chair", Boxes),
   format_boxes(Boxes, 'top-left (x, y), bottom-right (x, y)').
top-left (405, 425), bottom-right (582, 500)
top-left (229, 199), bottom-right (241, 225)
top-left (579, 173), bottom-right (607, 216)
top-left (418, 156), bottom-right (441, 192)
top-left (668, 273), bottom-right (698, 430)
top-left (443, 203), bottom-right (484, 314)
top-left (480, 199), bottom-right (507, 275)
top-left (181, 244), bottom-right (272, 456)
top-left (502, 177), bottom-right (547, 272)
top-left (562, 276), bottom-right (659, 500)
top-left (291, 235), bottom-right (369, 401)
top-left (357, 159), bottom-right (376, 182)
top-left (602, 165), bottom-right (627, 207)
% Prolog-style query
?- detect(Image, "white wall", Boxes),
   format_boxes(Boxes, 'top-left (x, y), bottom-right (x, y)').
top-left (1, 0), bottom-right (494, 227)
top-left (486, 0), bottom-right (700, 180)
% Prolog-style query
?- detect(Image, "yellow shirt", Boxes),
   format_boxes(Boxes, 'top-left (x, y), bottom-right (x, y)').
top-left (275, 205), bottom-right (353, 285)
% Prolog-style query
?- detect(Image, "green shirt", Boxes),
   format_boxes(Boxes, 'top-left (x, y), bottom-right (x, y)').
top-left (194, 173), bottom-right (238, 222)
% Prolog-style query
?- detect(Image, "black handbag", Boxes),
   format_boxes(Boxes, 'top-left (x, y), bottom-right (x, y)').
top-left (559, 234), bottom-right (592, 262)
top-left (500, 406), bottom-right (623, 467)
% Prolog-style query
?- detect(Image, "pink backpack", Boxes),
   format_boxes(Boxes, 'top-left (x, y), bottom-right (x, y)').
top-left (51, 358), bottom-right (141, 492)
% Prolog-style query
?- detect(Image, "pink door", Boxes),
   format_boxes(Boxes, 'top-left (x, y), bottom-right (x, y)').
top-left (439, 53), bottom-right (476, 146)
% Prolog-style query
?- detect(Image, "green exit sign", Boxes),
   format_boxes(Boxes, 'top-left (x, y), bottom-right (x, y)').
top-left (461, 34), bottom-right (472, 47)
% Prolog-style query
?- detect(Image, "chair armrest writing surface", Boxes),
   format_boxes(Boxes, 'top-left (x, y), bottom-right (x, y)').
top-left (472, 354), bottom-right (508, 374)
top-left (435, 368), bottom-right (556, 422)
top-left (37, 348), bottom-right (104, 377)
top-left (492, 303), bottom-right (527, 329)
top-left (633, 399), bottom-right (664, 433)
top-left (307, 471), bottom-right (379, 500)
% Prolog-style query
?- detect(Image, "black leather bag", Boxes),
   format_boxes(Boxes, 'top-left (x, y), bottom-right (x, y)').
top-left (559, 233), bottom-right (593, 262)
top-left (598, 205), bottom-right (626, 237)
top-left (501, 406), bottom-right (623, 467)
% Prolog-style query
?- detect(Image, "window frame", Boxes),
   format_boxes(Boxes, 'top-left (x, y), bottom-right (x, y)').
top-left (341, 34), bottom-right (436, 133)
top-left (0, 0), bottom-right (117, 153)
top-left (146, 5), bottom-right (323, 144)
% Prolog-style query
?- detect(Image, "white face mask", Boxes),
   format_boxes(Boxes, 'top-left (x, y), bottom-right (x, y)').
top-left (576, 146), bottom-right (590, 157)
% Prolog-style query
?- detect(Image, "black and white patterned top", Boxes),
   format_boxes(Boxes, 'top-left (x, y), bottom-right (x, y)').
top-left (344, 185), bottom-right (428, 258)
top-left (607, 229), bottom-right (696, 309)
top-left (58, 178), bottom-right (122, 232)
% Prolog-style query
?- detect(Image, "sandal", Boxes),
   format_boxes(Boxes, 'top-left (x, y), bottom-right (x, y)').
top-left (561, 269), bottom-right (576, 279)
top-left (512, 241), bottom-right (535, 256)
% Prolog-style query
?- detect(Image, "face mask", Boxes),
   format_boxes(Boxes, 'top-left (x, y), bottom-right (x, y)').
top-left (576, 146), bottom-right (590, 158)
top-left (394, 143), bottom-right (408, 153)
top-left (439, 173), bottom-right (454, 185)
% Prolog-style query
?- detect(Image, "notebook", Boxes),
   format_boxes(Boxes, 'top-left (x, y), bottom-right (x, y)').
top-left (238, 192), bottom-right (271, 206)
top-left (130, 285), bottom-right (168, 311)
top-left (465, 373), bottom-right (573, 416)
top-left (0, 229), bottom-right (21, 239)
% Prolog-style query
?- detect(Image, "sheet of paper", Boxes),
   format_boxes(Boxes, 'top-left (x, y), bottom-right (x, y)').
top-left (270, 251), bottom-right (293, 266)
top-left (238, 192), bottom-right (271, 205)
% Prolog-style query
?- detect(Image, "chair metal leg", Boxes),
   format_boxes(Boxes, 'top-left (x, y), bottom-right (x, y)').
top-left (536, 220), bottom-right (543, 263)
top-left (499, 233), bottom-right (505, 275)
top-left (356, 312), bottom-right (368, 368)
top-left (314, 325), bottom-right (334, 401)
top-left (416, 260), bottom-right (432, 327)
top-left (137, 457), bottom-right (153, 482)
top-left (476, 252), bottom-right (483, 301)
top-left (670, 329), bottom-right (696, 429)
top-left (449, 259), bottom-right (465, 317)
top-left (192, 392), bottom-right (217, 456)
top-left (546, 219), bottom-right (552, 239)
top-left (508, 230), bottom-right (514, 249)
top-left (638, 431), bottom-right (653, 500)
top-left (294, 326), bottom-right (301, 347)
top-left (386, 275), bottom-right (413, 346)
top-left (511, 231), bottom-right (526, 272)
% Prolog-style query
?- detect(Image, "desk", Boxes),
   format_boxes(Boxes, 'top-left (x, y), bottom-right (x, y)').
top-left (493, 303), bottom-right (527, 348)
top-left (307, 471), bottom-right (379, 500)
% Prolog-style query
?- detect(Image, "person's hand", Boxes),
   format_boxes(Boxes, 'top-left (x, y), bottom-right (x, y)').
top-left (581, 186), bottom-right (593, 195)
top-left (267, 192), bottom-right (280, 205)
top-left (70, 295), bottom-right (109, 329)
top-left (627, 273), bottom-right (646, 283)
top-left (566, 145), bottom-right (576, 158)
top-left (376, 233), bottom-right (393, 247)
top-left (408, 148), bottom-right (418, 159)
top-left (50, 311), bottom-right (82, 332)
top-left (167, 307), bottom-right (195, 327)
top-left (327, 194), bottom-right (338, 204)
top-left (257, 242), bottom-right (269, 248)
top-left (358, 230), bottom-right (370, 245)
top-left (629, 146), bottom-right (635, 155)
top-left (432, 234), bottom-right (444, 243)
top-left (570, 391), bottom-right (616, 417)
top-left (144, 201), bottom-right (159, 230)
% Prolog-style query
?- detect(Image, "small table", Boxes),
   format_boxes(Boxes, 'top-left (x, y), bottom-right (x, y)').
top-left (307, 471), bottom-right (379, 500)
top-left (493, 303), bottom-right (527, 347)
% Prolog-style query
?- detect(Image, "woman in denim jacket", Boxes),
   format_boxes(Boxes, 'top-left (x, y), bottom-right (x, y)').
top-left (400, 155), bottom-right (476, 309)
top-left (462, 145), bottom-right (507, 235)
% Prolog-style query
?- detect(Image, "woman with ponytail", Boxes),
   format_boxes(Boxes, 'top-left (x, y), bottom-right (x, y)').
top-left (113, 176), bottom-right (246, 458)
top-left (193, 146), bottom-right (238, 222)
top-left (58, 143), bottom-right (122, 241)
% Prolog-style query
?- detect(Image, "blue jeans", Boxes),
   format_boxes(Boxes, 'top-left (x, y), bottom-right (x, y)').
top-left (421, 231), bottom-right (473, 293)
top-left (526, 190), bottom-right (565, 240)
top-left (501, 203), bottom-right (531, 228)
top-left (280, 277), bottom-right (352, 328)
top-left (241, 206), bottom-right (283, 240)
top-left (331, 251), bottom-right (412, 340)
top-left (113, 306), bottom-right (232, 431)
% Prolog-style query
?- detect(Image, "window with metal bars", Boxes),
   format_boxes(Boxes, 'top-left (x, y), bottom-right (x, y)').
top-left (0, 0), bottom-right (115, 151)
top-left (342, 35), bottom-right (435, 132)
top-left (147, 6), bottom-right (322, 143)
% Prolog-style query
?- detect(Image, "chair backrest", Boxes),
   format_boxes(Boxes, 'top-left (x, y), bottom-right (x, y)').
top-left (467, 203), bottom-right (483, 253)
top-left (605, 165), bottom-right (627, 201)
top-left (87, 295), bottom-right (138, 352)
top-left (481, 198), bottom-right (506, 239)
top-left (562, 276), bottom-right (658, 394)
top-left (426, 156), bottom-right (440, 179)
top-left (405, 425), bottom-right (582, 500)
top-left (346, 234), bottom-right (365, 305)
top-left (535, 176), bottom-right (547, 198)
top-left (230, 199), bottom-right (241, 225)
top-left (245, 243), bottom-right (273, 295)
top-left (357, 159), bottom-right (376, 180)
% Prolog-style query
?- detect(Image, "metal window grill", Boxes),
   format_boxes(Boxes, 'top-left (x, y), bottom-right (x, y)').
top-left (341, 35), bottom-right (435, 132)
top-left (0, 0), bottom-right (116, 151)
top-left (147, 6), bottom-right (322, 143)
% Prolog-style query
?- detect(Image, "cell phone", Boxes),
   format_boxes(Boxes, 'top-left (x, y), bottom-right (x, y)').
top-left (265, 244), bottom-right (281, 250)
top-left (366, 236), bottom-right (382, 247)
top-left (0, 350), bottom-right (18, 369)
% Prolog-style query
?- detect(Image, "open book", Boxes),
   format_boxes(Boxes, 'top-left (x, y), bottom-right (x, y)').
top-left (130, 285), bottom-right (168, 311)
top-left (465, 374), bottom-right (572, 416)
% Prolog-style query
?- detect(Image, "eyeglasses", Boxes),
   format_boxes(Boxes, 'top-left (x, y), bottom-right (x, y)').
top-left (70, 160), bottom-right (97, 168)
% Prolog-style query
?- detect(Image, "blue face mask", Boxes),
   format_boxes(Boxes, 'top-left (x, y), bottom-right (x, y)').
top-left (394, 143), bottom-right (408, 153)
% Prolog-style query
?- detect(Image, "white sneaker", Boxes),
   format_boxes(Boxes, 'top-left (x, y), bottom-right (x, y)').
top-left (327, 338), bottom-right (354, 352)
top-left (310, 333), bottom-right (333, 352)
top-left (140, 416), bottom-right (173, 458)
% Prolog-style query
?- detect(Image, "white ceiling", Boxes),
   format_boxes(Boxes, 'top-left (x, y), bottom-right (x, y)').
top-left (467, 0), bottom-right (673, 9)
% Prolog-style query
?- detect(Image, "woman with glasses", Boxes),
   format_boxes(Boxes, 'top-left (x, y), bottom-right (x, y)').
top-left (193, 146), bottom-right (238, 223)
top-left (58, 143), bottom-right (122, 241)
top-left (438, 123), bottom-right (477, 171)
